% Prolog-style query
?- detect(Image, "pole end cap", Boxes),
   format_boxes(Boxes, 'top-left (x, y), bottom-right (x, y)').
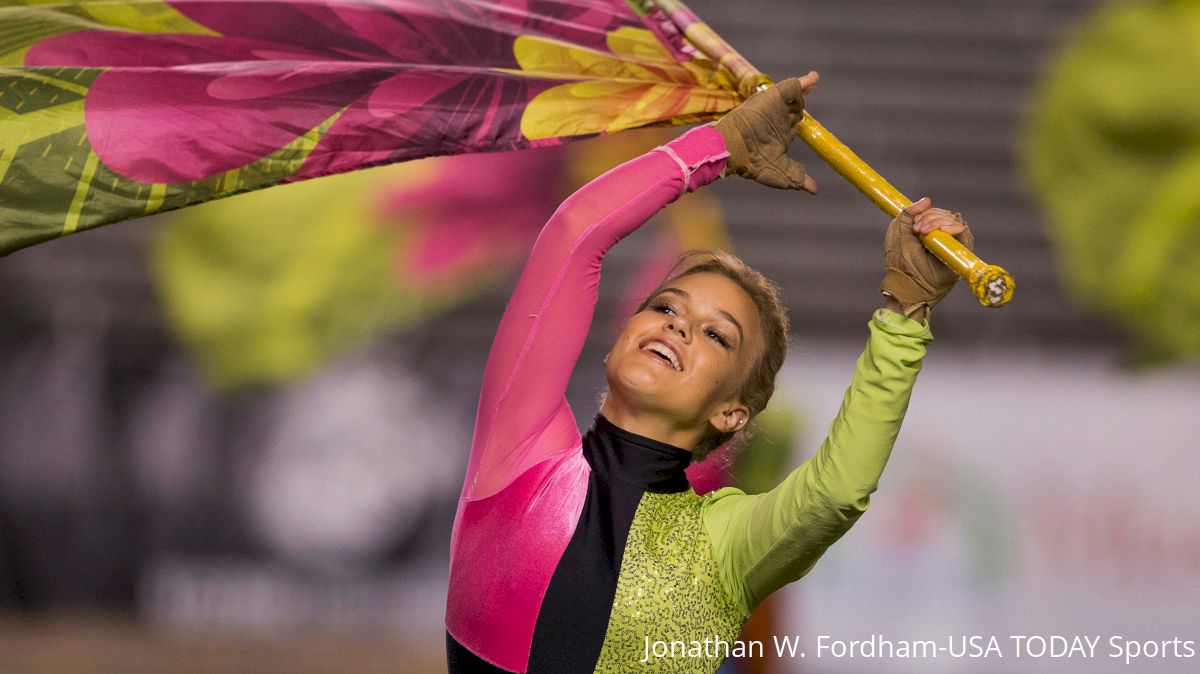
top-left (969, 265), bottom-right (1015, 307)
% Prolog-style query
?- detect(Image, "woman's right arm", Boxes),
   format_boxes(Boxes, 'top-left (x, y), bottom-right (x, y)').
top-left (461, 125), bottom-right (731, 501)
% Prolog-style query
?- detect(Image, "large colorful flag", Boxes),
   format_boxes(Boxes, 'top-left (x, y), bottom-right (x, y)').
top-left (0, 0), bottom-right (739, 257)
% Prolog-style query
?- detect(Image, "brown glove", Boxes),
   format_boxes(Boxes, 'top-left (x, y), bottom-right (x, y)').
top-left (881, 209), bottom-right (974, 317)
top-left (712, 77), bottom-right (808, 190)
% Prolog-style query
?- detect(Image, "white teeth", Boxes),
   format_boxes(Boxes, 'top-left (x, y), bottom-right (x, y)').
top-left (643, 341), bottom-right (680, 371)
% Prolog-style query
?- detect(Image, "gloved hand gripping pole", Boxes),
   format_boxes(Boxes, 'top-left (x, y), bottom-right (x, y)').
top-left (794, 107), bottom-right (1014, 307)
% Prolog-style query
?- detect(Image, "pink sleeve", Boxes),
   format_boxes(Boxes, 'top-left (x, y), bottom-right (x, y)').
top-left (461, 125), bottom-right (730, 500)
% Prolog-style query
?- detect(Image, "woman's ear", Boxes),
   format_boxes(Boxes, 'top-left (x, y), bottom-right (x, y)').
top-left (708, 402), bottom-right (751, 434)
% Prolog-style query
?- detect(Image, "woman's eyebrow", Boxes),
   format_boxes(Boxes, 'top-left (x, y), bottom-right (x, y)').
top-left (658, 287), bottom-right (743, 343)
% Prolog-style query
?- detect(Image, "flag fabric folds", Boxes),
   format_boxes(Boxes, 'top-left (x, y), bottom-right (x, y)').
top-left (0, 0), bottom-right (739, 256)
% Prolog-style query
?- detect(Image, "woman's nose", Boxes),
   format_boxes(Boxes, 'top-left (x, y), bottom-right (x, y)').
top-left (666, 318), bottom-right (689, 341)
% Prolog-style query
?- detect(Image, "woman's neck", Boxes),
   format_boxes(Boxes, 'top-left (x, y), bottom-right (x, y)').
top-left (598, 396), bottom-right (701, 453)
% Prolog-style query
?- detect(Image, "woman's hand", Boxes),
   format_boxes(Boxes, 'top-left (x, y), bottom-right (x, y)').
top-left (713, 71), bottom-right (819, 193)
top-left (880, 197), bottom-right (974, 323)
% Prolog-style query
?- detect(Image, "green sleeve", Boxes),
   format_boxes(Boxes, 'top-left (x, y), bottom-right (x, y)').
top-left (700, 308), bottom-right (933, 617)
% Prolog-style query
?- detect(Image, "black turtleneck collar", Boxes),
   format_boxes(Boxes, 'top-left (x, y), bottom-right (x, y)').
top-left (582, 414), bottom-right (693, 493)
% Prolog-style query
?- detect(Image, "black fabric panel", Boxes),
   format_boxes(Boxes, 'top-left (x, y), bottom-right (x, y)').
top-left (526, 472), bottom-right (644, 673)
top-left (447, 631), bottom-right (515, 673)
top-left (526, 415), bottom-right (691, 673)
top-left (447, 415), bottom-right (690, 673)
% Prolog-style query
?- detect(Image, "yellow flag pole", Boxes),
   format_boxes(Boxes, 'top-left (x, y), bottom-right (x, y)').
top-left (650, 0), bottom-right (1015, 307)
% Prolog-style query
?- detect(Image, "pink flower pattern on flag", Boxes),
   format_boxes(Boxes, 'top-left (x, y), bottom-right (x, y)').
top-left (0, 0), bottom-right (737, 256)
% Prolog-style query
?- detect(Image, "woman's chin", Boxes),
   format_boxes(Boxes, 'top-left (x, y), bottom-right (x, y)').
top-left (606, 363), bottom-right (677, 409)
top-left (611, 358), bottom-right (673, 387)
top-left (609, 378), bottom-right (696, 424)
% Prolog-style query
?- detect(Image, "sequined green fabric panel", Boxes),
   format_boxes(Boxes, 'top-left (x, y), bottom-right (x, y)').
top-left (593, 490), bottom-right (745, 673)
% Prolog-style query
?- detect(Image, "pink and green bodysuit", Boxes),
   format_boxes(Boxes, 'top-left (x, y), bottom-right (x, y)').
top-left (445, 125), bottom-right (934, 673)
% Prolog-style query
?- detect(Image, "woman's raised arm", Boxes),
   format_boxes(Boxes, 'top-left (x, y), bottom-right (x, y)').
top-left (702, 198), bottom-right (975, 617)
top-left (461, 126), bottom-right (731, 500)
top-left (702, 309), bottom-right (932, 617)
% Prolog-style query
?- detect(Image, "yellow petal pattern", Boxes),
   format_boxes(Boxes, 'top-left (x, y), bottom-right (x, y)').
top-left (517, 26), bottom-right (739, 141)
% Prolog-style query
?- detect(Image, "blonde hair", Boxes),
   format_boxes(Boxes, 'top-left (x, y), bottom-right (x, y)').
top-left (636, 250), bottom-right (791, 460)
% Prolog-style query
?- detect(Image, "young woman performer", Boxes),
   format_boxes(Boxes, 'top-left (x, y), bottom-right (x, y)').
top-left (445, 72), bottom-right (972, 673)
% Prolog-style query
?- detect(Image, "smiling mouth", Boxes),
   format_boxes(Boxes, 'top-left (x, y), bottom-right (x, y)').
top-left (640, 339), bottom-right (681, 371)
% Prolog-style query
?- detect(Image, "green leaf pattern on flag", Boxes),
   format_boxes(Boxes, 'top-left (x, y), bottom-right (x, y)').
top-left (0, 63), bottom-right (344, 254)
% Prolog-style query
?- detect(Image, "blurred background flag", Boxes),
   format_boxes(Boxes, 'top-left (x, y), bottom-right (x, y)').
top-left (0, 0), bottom-right (740, 257)
top-left (1022, 0), bottom-right (1200, 363)
top-left (151, 146), bottom-right (568, 390)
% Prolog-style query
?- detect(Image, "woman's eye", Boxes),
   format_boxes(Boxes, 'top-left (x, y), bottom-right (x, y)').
top-left (652, 302), bottom-right (675, 315)
top-left (706, 329), bottom-right (730, 348)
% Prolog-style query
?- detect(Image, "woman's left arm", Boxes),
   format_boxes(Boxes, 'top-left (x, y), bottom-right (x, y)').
top-left (702, 199), bottom-right (973, 617)
top-left (701, 311), bottom-right (931, 617)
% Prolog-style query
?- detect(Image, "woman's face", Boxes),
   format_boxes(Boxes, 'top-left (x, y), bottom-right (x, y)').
top-left (604, 272), bottom-right (762, 431)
